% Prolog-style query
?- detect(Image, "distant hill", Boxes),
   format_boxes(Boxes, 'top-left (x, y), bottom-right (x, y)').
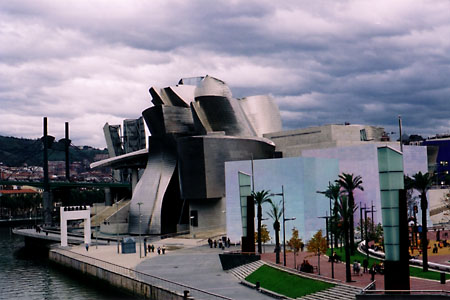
top-left (0, 135), bottom-right (108, 167)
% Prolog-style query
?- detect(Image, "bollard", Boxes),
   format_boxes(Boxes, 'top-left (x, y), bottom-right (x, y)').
top-left (441, 272), bottom-right (446, 284)
top-left (183, 290), bottom-right (189, 299)
top-left (255, 281), bottom-right (260, 290)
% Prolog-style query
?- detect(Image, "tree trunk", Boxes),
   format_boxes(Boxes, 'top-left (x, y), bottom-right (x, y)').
top-left (257, 204), bottom-right (262, 254)
top-left (349, 193), bottom-right (355, 255)
top-left (275, 221), bottom-right (280, 264)
top-left (344, 221), bottom-right (352, 282)
top-left (421, 193), bottom-right (428, 272)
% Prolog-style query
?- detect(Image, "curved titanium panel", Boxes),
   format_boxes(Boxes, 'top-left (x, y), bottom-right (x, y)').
top-left (149, 85), bottom-right (195, 108)
top-left (128, 139), bottom-right (177, 234)
top-left (177, 135), bottom-right (275, 199)
top-left (142, 106), bottom-right (195, 137)
top-left (192, 76), bottom-right (256, 136)
top-left (239, 95), bottom-right (282, 137)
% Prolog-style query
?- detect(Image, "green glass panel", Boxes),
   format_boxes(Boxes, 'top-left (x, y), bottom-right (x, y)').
top-left (239, 172), bottom-right (252, 237)
top-left (377, 146), bottom-right (404, 262)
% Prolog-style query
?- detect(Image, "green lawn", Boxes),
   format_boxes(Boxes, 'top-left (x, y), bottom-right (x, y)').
top-left (409, 266), bottom-right (450, 281)
top-left (245, 265), bottom-right (335, 298)
top-left (327, 246), bottom-right (450, 281)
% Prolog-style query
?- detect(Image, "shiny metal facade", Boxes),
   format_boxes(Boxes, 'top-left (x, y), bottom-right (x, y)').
top-left (128, 138), bottom-right (177, 235)
top-left (97, 75), bottom-right (282, 235)
top-left (239, 95), bottom-right (282, 137)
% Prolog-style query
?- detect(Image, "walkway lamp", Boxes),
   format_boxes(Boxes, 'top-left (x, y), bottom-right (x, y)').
top-left (116, 201), bottom-right (119, 254)
top-left (270, 186), bottom-right (295, 266)
top-left (137, 202), bottom-right (143, 258)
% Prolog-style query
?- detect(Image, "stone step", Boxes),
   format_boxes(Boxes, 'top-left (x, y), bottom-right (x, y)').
top-left (227, 260), bottom-right (265, 280)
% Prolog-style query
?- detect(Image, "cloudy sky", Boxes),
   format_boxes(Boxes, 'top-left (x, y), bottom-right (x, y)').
top-left (1, 0), bottom-right (449, 148)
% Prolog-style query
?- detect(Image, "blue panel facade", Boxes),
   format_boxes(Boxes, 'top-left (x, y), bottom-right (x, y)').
top-left (225, 157), bottom-right (339, 243)
top-left (422, 139), bottom-right (450, 184)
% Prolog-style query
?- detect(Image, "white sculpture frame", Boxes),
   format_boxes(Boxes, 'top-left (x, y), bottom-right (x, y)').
top-left (60, 206), bottom-right (91, 247)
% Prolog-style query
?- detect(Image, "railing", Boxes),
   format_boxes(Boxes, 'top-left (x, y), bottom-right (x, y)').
top-left (360, 289), bottom-right (450, 296)
top-left (361, 280), bottom-right (376, 292)
top-left (55, 249), bottom-right (233, 300)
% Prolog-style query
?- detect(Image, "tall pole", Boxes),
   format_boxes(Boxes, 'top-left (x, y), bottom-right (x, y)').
top-left (43, 117), bottom-right (51, 225)
top-left (371, 200), bottom-right (375, 233)
top-left (138, 202), bottom-right (143, 258)
top-left (282, 185), bottom-right (287, 267)
top-left (365, 209), bottom-right (369, 263)
top-left (65, 122), bottom-right (70, 181)
top-left (116, 201), bottom-right (119, 254)
top-left (95, 205), bottom-right (98, 249)
top-left (398, 115), bottom-right (403, 152)
top-left (360, 202), bottom-right (363, 243)
top-left (329, 194), bottom-right (334, 279)
top-left (251, 154), bottom-right (255, 192)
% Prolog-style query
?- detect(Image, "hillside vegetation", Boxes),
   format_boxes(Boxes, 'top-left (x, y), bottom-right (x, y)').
top-left (0, 135), bottom-right (107, 167)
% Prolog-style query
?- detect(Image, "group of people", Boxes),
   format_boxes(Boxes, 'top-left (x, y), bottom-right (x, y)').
top-left (352, 260), bottom-right (362, 275)
top-left (299, 260), bottom-right (314, 273)
top-left (146, 244), bottom-right (166, 255)
top-left (208, 237), bottom-right (231, 249)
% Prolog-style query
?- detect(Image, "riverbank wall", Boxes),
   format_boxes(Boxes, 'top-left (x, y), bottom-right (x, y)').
top-left (49, 249), bottom-right (189, 300)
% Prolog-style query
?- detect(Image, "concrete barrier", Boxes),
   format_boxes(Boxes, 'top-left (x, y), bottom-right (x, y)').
top-left (49, 250), bottom-right (188, 300)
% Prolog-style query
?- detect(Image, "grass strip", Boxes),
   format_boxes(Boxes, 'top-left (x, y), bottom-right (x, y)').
top-left (245, 265), bottom-right (334, 298)
top-left (327, 247), bottom-right (450, 280)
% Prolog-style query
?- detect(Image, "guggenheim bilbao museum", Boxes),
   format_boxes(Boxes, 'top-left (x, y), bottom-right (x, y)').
top-left (92, 75), bottom-right (428, 241)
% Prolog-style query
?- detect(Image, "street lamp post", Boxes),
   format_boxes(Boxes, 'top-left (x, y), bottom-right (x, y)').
top-left (137, 202), bottom-right (143, 258)
top-left (116, 201), bottom-right (119, 254)
top-left (328, 192), bottom-right (335, 279)
top-left (95, 204), bottom-right (98, 249)
top-left (364, 208), bottom-right (376, 263)
top-left (270, 186), bottom-right (296, 266)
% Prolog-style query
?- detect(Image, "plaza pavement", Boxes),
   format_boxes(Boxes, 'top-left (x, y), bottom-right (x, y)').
top-left (261, 248), bottom-right (450, 291)
top-left (19, 227), bottom-right (450, 297)
top-left (70, 239), bottom-right (273, 300)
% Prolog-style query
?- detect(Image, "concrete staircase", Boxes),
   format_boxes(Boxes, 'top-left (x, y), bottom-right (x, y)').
top-left (228, 260), bottom-right (266, 280)
top-left (228, 260), bottom-right (362, 300)
top-left (297, 284), bottom-right (361, 300)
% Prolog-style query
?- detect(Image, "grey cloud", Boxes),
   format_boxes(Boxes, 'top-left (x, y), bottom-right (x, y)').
top-left (0, 0), bottom-right (449, 147)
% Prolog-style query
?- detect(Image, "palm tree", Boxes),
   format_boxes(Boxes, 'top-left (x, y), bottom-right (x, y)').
top-left (317, 182), bottom-right (341, 248)
top-left (409, 171), bottom-right (433, 272)
top-left (336, 195), bottom-right (352, 282)
top-left (336, 173), bottom-right (364, 254)
top-left (252, 190), bottom-right (271, 254)
top-left (267, 200), bottom-right (282, 264)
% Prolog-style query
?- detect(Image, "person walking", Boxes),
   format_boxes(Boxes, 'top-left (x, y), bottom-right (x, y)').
top-left (362, 258), bottom-right (368, 273)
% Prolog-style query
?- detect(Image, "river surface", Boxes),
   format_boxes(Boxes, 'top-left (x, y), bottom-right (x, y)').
top-left (0, 226), bottom-right (138, 300)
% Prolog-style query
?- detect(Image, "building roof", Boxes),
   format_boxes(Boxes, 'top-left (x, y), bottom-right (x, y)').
top-left (0, 189), bottom-right (39, 195)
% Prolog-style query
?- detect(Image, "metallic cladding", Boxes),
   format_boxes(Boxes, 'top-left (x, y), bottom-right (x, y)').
top-left (239, 95), bottom-right (282, 137)
top-left (177, 135), bottom-right (275, 199)
top-left (128, 137), bottom-right (177, 234)
top-left (193, 96), bottom-right (255, 136)
top-left (142, 105), bottom-right (195, 137)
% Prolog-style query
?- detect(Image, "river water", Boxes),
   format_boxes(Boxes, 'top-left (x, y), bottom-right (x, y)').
top-left (0, 226), bottom-right (138, 300)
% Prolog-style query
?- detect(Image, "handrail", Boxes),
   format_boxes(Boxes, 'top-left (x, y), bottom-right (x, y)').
top-left (54, 248), bottom-right (233, 300)
top-left (361, 289), bottom-right (450, 295)
top-left (361, 280), bottom-right (376, 292)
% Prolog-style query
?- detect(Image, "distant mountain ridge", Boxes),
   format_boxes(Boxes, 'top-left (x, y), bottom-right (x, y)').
top-left (0, 135), bottom-right (108, 167)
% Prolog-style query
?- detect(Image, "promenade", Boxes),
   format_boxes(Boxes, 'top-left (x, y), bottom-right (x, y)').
top-left (54, 238), bottom-right (273, 300)
top-left (261, 249), bottom-right (450, 291)
top-left (16, 227), bottom-right (450, 299)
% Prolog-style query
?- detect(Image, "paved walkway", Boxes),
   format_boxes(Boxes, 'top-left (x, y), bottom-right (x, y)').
top-left (64, 240), bottom-right (272, 300)
top-left (134, 244), bottom-right (273, 300)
